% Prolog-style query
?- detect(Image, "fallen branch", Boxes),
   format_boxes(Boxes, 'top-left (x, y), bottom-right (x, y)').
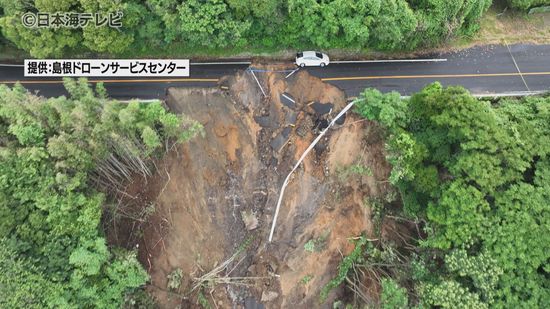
top-left (191, 237), bottom-right (255, 292)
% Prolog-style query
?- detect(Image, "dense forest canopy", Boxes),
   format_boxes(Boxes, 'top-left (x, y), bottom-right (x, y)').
top-left (2, 1), bottom-right (549, 57)
top-left (0, 80), bottom-right (202, 307)
top-left (0, 0), bottom-right (498, 56)
top-left (354, 84), bottom-right (550, 308)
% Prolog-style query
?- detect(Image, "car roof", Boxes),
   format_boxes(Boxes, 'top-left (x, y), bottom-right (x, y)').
top-left (302, 51), bottom-right (319, 57)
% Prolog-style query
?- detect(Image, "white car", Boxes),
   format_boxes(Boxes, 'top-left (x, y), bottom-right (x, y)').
top-left (295, 51), bottom-right (330, 67)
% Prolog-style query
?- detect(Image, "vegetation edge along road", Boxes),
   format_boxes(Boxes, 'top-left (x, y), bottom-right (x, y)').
top-left (1, 1), bottom-right (549, 60)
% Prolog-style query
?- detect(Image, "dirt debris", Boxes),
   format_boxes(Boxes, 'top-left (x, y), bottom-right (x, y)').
top-left (107, 64), bottom-right (393, 308)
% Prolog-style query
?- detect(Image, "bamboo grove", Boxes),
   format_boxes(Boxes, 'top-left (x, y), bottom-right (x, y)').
top-left (0, 79), bottom-right (202, 307)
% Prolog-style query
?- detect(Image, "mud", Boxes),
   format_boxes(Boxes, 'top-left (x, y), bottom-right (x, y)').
top-left (108, 64), bottom-right (392, 308)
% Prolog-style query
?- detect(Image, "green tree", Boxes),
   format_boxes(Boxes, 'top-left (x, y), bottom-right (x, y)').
top-left (0, 238), bottom-right (67, 308)
top-left (355, 84), bottom-right (550, 307)
top-left (368, 0), bottom-right (417, 50)
top-left (176, 0), bottom-right (251, 48)
top-left (355, 88), bottom-right (408, 130)
top-left (419, 280), bottom-right (488, 309)
top-left (380, 278), bottom-right (409, 308)
top-left (0, 0), bottom-right (147, 57)
top-left (1, 0), bottom-right (495, 55)
top-left (141, 126), bottom-right (161, 155)
top-left (0, 79), bottom-right (201, 307)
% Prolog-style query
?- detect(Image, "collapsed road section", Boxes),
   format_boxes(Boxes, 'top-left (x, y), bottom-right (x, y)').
top-left (107, 63), bottom-right (394, 308)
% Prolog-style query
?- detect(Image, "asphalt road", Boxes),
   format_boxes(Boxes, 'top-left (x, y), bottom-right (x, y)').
top-left (0, 44), bottom-right (549, 99)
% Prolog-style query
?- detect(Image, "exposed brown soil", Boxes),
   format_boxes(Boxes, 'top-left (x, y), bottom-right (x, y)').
top-left (107, 64), bottom-right (393, 308)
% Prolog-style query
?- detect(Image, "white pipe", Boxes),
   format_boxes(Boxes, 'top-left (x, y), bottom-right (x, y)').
top-left (268, 100), bottom-right (357, 242)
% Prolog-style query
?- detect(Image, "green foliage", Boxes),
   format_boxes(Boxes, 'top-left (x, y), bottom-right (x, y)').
top-left (506, 0), bottom-right (550, 10)
top-left (414, 248), bottom-right (502, 308)
top-left (355, 88), bottom-right (408, 131)
top-left (304, 239), bottom-right (315, 253)
top-left (337, 163), bottom-right (373, 181)
top-left (368, 0), bottom-right (417, 50)
top-left (167, 268), bottom-right (184, 291)
top-left (0, 0), bottom-right (139, 57)
top-left (357, 84), bottom-right (550, 307)
top-left (385, 131), bottom-right (422, 185)
top-left (320, 236), bottom-right (367, 302)
top-left (300, 274), bottom-right (313, 285)
top-left (197, 289), bottom-right (212, 309)
top-left (304, 230), bottom-right (330, 253)
top-left (528, 5), bottom-right (550, 13)
top-left (0, 80), bottom-right (200, 307)
top-left (80, 0), bottom-right (138, 53)
top-left (0, 0), bottom-right (493, 56)
top-left (410, 0), bottom-right (492, 44)
top-left (141, 126), bottom-right (161, 155)
top-left (444, 248), bottom-right (503, 304)
top-left (177, 0), bottom-right (251, 48)
top-left (380, 278), bottom-right (409, 309)
top-left (425, 180), bottom-right (491, 249)
top-left (0, 238), bottom-right (66, 308)
top-left (418, 280), bottom-right (488, 309)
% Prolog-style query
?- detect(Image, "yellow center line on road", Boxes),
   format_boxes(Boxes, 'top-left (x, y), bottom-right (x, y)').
top-left (321, 71), bottom-right (550, 81)
top-left (0, 71), bottom-right (549, 84)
